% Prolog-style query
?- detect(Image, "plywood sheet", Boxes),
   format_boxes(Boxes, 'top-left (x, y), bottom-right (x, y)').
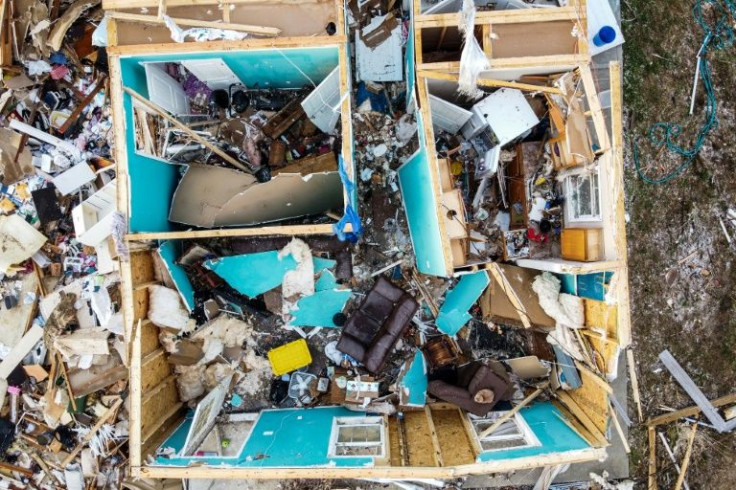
top-left (430, 409), bottom-right (475, 466)
top-left (481, 264), bottom-right (555, 329)
top-left (491, 21), bottom-right (577, 58)
top-left (141, 349), bottom-right (171, 392)
top-left (403, 411), bottom-right (436, 467)
top-left (568, 367), bottom-right (610, 434)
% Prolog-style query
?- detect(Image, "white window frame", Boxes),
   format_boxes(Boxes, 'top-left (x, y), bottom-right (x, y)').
top-left (563, 168), bottom-right (602, 223)
top-left (327, 416), bottom-right (386, 458)
top-left (469, 411), bottom-right (541, 453)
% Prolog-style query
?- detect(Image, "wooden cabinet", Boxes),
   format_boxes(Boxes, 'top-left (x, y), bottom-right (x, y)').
top-left (561, 228), bottom-right (602, 261)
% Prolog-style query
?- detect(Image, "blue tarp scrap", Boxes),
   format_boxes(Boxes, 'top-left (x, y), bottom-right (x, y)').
top-left (334, 155), bottom-right (363, 243)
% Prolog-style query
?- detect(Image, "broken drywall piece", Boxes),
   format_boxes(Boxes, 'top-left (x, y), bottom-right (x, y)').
top-left (148, 285), bottom-right (196, 333)
top-left (289, 289), bottom-right (352, 327)
top-left (0, 128), bottom-right (34, 185)
top-left (398, 351), bottom-right (427, 407)
top-left (158, 241), bottom-right (195, 312)
top-left (0, 214), bottom-right (47, 274)
top-left (204, 251), bottom-right (335, 298)
top-left (505, 356), bottom-right (550, 380)
top-left (52, 163), bottom-right (96, 195)
top-left (355, 14), bottom-right (403, 82)
top-left (54, 328), bottom-right (110, 361)
top-left (436, 270), bottom-right (490, 336)
top-left (301, 66), bottom-right (341, 134)
top-left (168, 164), bottom-right (257, 228)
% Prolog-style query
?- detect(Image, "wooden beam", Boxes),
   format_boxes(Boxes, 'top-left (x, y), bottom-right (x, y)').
top-left (479, 383), bottom-right (548, 439)
top-left (103, 0), bottom-right (314, 10)
top-left (106, 11), bottom-right (281, 37)
top-left (415, 6), bottom-right (580, 27)
top-left (424, 407), bottom-right (444, 467)
top-left (125, 222), bottom-right (341, 241)
top-left (123, 86), bottom-right (250, 173)
top-left (418, 70), bottom-right (563, 95)
top-left (674, 423), bottom-right (697, 490)
top-left (648, 393), bottom-right (736, 427)
top-left (648, 426), bottom-right (658, 490)
top-left (609, 403), bottom-right (630, 454)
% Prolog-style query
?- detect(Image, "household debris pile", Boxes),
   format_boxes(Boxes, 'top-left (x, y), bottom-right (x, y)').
top-left (0, 0), bottom-right (129, 487)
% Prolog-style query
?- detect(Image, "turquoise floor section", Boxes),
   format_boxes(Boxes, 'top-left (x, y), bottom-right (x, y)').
top-left (155, 407), bottom-right (376, 468)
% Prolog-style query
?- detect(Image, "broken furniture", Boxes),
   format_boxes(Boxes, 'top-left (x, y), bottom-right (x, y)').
top-left (428, 362), bottom-right (513, 416)
top-left (336, 277), bottom-right (419, 374)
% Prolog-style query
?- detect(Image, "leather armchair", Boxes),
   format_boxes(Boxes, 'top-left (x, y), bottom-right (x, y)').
top-left (337, 277), bottom-right (419, 374)
top-left (428, 362), bottom-right (512, 416)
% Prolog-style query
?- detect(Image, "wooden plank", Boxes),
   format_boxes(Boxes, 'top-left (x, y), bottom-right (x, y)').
top-left (674, 423), bottom-right (697, 490)
top-left (104, 0), bottom-right (319, 9)
top-left (649, 393), bottom-right (736, 427)
top-left (124, 87), bottom-right (250, 173)
top-left (627, 348), bottom-right (644, 422)
top-left (130, 251), bottom-right (156, 285)
top-left (387, 416), bottom-right (404, 466)
top-left (132, 286), bottom-right (150, 323)
top-left (648, 426), bottom-right (658, 490)
top-left (141, 377), bottom-right (180, 437)
top-left (134, 445), bottom-right (608, 479)
top-left (609, 403), bottom-right (630, 454)
top-left (479, 383), bottom-right (547, 439)
top-left (125, 223), bottom-right (340, 241)
top-left (140, 319), bottom-right (161, 356)
top-left (107, 11), bottom-right (282, 36)
top-left (659, 349), bottom-right (735, 432)
top-left (415, 6), bottom-right (580, 27)
top-left (556, 391), bottom-right (608, 447)
top-left (58, 76), bottom-right (107, 134)
top-left (424, 406), bottom-right (444, 467)
top-left (418, 70), bottom-right (563, 95)
top-left (130, 299), bottom-right (142, 467)
top-left (658, 431), bottom-right (691, 490)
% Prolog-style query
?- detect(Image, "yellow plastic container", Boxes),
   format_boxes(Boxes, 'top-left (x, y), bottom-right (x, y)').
top-left (268, 339), bottom-right (312, 376)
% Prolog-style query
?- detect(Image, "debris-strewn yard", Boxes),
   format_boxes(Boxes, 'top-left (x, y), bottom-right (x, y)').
top-left (623, 0), bottom-right (736, 486)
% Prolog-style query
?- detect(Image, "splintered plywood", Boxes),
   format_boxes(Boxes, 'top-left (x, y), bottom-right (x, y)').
top-left (584, 299), bottom-right (618, 336)
top-left (568, 367), bottom-right (610, 435)
top-left (430, 409), bottom-right (475, 466)
top-left (142, 349), bottom-right (171, 392)
top-left (388, 415), bottom-right (403, 466)
top-left (403, 411), bottom-right (437, 467)
top-left (130, 250), bottom-right (156, 285)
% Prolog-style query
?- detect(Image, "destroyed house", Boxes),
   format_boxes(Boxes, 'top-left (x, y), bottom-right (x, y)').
top-left (104, 0), bottom-right (632, 483)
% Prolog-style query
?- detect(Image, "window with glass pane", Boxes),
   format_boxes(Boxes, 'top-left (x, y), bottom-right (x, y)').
top-left (567, 172), bottom-right (601, 221)
top-left (330, 418), bottom-right (385, 457)
top-left (470, 412), bottom-right (539, 452)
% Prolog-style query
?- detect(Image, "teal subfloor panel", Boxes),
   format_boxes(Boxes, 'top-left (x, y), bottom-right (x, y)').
top-left (436, 271), bottom-right (490, 336)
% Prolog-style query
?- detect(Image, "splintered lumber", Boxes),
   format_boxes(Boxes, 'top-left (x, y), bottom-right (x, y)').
top-left (58, 76), bottom-right (107, 134)
top-left (674, 422), bottom-right (698, 490)
top-left (106, 11), bottom-right (281, 37)
top-left (479, 382), bottom-right (548, 439)
top-left (648, 426), bottom-right (658, 490)
top-left (649, 393), bottom-right (736, 427)
top-left (61, 397), bottom-right (124, 467)
top-left (123, 87), bottom-right (250, 173)
top-left (627, 348), bottom-right (644, 422)
top-left (659, 349), bottom-right (736, 432)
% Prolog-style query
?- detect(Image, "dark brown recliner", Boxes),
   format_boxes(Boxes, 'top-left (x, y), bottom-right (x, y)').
top-left (428, 362), bottom-right (512, 416)
top-left (337, 277), bottom-right (419, 374)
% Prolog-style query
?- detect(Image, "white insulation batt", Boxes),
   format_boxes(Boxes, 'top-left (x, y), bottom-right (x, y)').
top-left (147, 285), bottom-right (196, 333)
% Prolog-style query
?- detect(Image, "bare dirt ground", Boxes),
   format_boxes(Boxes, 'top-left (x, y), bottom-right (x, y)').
top-left (622, 0), bottom-right (736, 487)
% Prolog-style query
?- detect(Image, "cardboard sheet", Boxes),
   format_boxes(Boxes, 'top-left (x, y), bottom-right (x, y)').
top-left (481, 264), bottom-right (556, 329)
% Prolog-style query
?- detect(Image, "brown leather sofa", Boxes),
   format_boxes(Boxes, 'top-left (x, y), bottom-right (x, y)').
top-left (337, 277), bottom-right (419, 374)
top-left (428, 362), bottom-right (512, 416)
